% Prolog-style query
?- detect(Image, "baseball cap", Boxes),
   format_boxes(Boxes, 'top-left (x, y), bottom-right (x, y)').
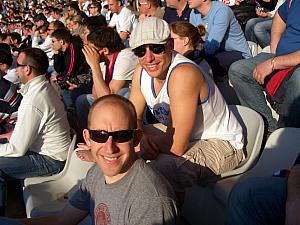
top-left (129, 17), bottom-right (170, 50)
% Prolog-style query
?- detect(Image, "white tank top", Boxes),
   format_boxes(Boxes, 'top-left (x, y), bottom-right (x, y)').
top-left (140, 52), bottom-right (243, 149)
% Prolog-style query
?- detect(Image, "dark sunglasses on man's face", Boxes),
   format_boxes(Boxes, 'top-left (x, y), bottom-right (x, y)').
top-left (89, 129), bottom-right (135, 143)
top-left (132, 44), bottom-right (166, 58)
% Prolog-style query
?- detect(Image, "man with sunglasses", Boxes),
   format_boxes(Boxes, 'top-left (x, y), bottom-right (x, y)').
top-left (0, 48), bottom-right (71, 216)
top-left (2, 94), bottom-right (180, 225)
top-left (129, 17), bottom-right (245, 192)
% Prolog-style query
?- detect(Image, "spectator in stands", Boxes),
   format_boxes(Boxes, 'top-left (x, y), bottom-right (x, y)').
top-left (48, 20), bottom-right (65, 36)
top-left (88, 1), bottom-right (102, 16)
top-left (0, 49), bottom-right (22, 141)
top-left (31, 24), bottom-right (53, 66)
top-left (231, 0), bottom-right (277, 31)
top-left (33, 13), bottom-right (48, 30)
top-left (228, 0), bottom-right (300, 131)
top-left (0, 48), bottom-right (71, 215)
top-left (108, 0), bottom-right (137, 44)
top-left (170, 21), bottom-right (212, 78)
top-left (0, 94), bottom-right (180, 225)
top-left (9, 32), bottom-right (22, 54)
top-left (68, 15), bottom-right (84, 36)
top-left (245, 0), bottom-right (285, 48)
top-left (225, 162), bottom-right (300, 225)
top-left (188, 0), bottom-right (251, 80)
top-left (0, 43), bottom-right (18, 84)
top-left (138, 0), bottom-right (165, 19)
top-left (76, 27), bottom-right (138, 130)
top-left (51, 28), bottom-right (89, 108)
top-left (20, 24), bottom-right (33, 51)
top-left (52, 7), bottom-right (65, 24)
top-left (129, 17), bottom-right (244, 192)
top-left (163, 0), bottom-right (191, 24)
top-left (81, 16), bottom-right (107, 45)
top-left (67, 2), bottom-right (88, 19)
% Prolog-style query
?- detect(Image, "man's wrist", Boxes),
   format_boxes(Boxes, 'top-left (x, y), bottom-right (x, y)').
top-left (271, 57), bottom-right (276, 71)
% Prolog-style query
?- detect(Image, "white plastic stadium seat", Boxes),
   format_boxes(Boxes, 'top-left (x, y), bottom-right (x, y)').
top-left (220, 105), bottom-right (265, 178)
top-left (23, 148), bottom-right (94, 221)
top-left (214, 127), bottom-right (300, 205)
top-left (24, 130), bottom-right (77, 187)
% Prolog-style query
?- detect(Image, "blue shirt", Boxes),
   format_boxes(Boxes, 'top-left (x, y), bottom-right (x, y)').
top-left (276, 0), bottom-right (300, 56)
top-left (190, 1), bottom-right (251, 58)
top-left (163, 3), bottom-right (191, 24)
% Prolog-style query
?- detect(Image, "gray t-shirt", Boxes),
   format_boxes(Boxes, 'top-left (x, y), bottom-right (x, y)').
top-left (69, 158), bottom-right (180, 225)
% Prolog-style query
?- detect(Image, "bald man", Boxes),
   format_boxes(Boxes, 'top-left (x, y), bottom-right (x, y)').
top-left (8, 94), bottom-right (180, 225)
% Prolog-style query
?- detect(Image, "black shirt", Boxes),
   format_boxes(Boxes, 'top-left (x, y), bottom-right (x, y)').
top-left (163, 3), bottom-right (191, 24)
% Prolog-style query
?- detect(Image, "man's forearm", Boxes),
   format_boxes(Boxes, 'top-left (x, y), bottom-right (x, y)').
top-left (91, 65), bottom-right (111, 98)
top-left (273, 50), bottom-right (300, 70)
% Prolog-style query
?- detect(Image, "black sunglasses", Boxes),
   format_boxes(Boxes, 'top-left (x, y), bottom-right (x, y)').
top-left (132, 44), bottom-right (166, 58)
top-left (17, 62), bottom-right (36, 70)
top-left (89, 129), bottom-right (135, 143)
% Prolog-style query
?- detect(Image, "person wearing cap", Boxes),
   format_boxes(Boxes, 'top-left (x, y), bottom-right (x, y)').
top-left (0, 94), bottom-right (180, 225)
top-left (129, 17), bottom-right (245, 192)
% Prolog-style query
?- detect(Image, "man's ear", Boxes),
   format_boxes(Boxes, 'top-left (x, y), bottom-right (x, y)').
top-left (83, 129), bottom-right (92, 146)
top-left (133, 129), bottom-right (143, 147)
top-left (102, 47), bottom-right (110, 56)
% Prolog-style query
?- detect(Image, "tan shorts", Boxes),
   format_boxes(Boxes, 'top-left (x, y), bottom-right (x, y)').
top-left (145, 124), bottom-right (245, 191)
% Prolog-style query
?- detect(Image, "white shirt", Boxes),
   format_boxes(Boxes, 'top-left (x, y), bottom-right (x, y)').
top-left (0, 75), bottom-right (71, 160)
top-left (109, 7), bottom-right (137, 34)
top-left (32, 35), bottom-right (53, 64)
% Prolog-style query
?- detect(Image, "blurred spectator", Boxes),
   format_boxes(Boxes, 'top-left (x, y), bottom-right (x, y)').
top-left (0, 48), bottom-right (70, 216)
top-left (163, 0), bottom-right (191, 24)
top-left (52, 28), bottom-right (89, 108)
top-left (76, 27), bottom-right (138, 130)
top-left (138, 0), bottom-right (165, 19)
top-left (245, 0), bottom-right (285, 48)
top-left (189, 0), bottom-right (251, 80)
top-left (229, 0), bottom-right (300, 131)
top-left (108, 0), bottom-right (137, 45)
top-left (0, 49), bottom-right (22, 140)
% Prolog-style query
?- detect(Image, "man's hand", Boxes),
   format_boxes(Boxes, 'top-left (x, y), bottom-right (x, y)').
top-left (66, 81), bottom-right (78, 90)
top-left (253, 58), bottom-right (273, 85)
top-left (76, 143), bottom-right (95, 162)
top-left (235, 0), bottom-right (244, 5)
top-left (34, 30), bottom-right (40, 37)
top-left (256, 9), bottom-right (272, 18)
top-left (138, 134), bottom-right (160, 160)
top-left (82, 45), bottom-right (102, 69)
top-left (0, 132), bottom-right (12, 141)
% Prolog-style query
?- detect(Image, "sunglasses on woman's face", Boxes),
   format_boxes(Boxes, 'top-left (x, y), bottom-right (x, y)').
top-left (89, 129), bottom-right (135, 143)
top-left (132, 44), bottom-right (166, 58)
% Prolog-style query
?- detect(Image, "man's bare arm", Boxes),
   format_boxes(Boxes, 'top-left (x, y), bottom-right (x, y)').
top-left (129, 64), bottom-right (147, 130)
top-left (162, 64), bottom-right (207, 156)
top-left (270, 11), bottom-right (286, 53)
